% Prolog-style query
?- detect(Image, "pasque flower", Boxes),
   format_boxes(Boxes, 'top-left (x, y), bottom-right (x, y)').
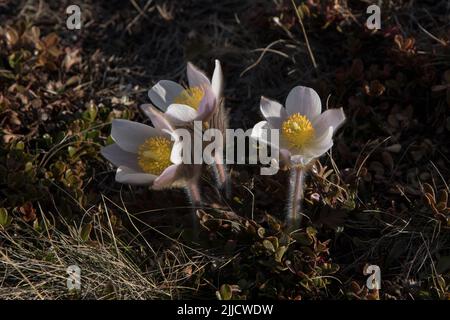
top-left (252, 85), bottom-right (345, 168)
top-left (145, 60), bottom-right (230, 196)
top-left (100, 106), bottom-right (204, 191)
top-left (252, 85), bottom-right (346, 226)
top-left (100, 113), bottom-right (184, 190)
top-left (147, 60), bottom-right (223, 124)
top-left (101, 108), bottom-right (203, 233)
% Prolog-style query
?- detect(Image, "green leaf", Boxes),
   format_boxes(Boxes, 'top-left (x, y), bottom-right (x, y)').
top-left (306, 226), bottom-right (317, 238)
top-left (85, 130), bottom-right (99, 140)
top-left (218, 284), bottom-right (232, 300)
top-left (15, 141), bottom-right (24, 150)
top-left (263, 239), bottom-right (276, 253)
top-left (8, 53), bottom-right (19, 69)
top-left (68, 146), bottom-right (77, 158)
top-left (257, 227), bottom-right (265, 238)
top-left (275, 246), bottom-right (287, 262)
top-left (267, 236), bottom-right (279, 250)
top-left (33, 216), bottom-right (52, 233)
top-left (80, 223), bottom-right (92, 242)
top-left (83, 104), bottom-right (98, 122)
top-left (33, 218), bottom-right (41, 232)
top-left (0, 208), bottom-right (12, 227)
top-left (24, 162), bottom-right (33, 172)
top-left (106, 135), bottom-right (114, 145)
top-left (233, 196), bottom-right (243, 205)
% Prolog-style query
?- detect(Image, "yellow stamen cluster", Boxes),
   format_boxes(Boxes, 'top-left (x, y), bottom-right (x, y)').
top-left (137, 136), bottom-right (172, 175)
top-left (281, 113), bottom-right (315, 150)
top-left (173, 86), bottom-right (204, 110)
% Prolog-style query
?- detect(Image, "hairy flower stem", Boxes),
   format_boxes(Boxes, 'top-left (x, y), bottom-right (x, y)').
top-left (214, 157), bottom-right (230, 199)
top-left (286, 166), bottom-right (305, 228)
top-left (185, 179), bottom-right (202, 237)
top-left (210, 100), bottom-right (230, 199)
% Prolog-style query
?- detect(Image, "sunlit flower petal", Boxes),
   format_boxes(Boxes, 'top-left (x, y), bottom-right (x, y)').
top-left (251, 120), bottom-right (271, 145)
top-left (187, 62), bottom-right (211, 88)
top-left (211, 59), bottom-right (223, 99)
top-left (153, 164), bottom-right (181, 189)
top-left (196, 86), bottom-right (216, 122)
top-left (165, 104), bottom-right (198, 124)
top-left (111, 119), bottom-right (159, 153)
top-left (251, 120), bottom-right (284, 154)
top-left (285, 86), bottom-right (322, 119)
top-left (115, 166), bottom-right (157, 185)
top-left (304, 126), bottom-right (334, 159)
top-left (260, 96), bottom-right (287, 129)
top-left (312, 108), bottom-right (346, 136)
top-left (148, 80), bottom-right (184, 111)
top-left (141, 104), bottom-right (175, 132)
top-left (101, 143), bottom-right (140, 171)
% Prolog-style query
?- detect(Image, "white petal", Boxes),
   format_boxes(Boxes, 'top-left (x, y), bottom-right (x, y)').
top-left (153, 164), bottom-right (180, 189)
top-left (195, 86), bottom-right (216, 121)
top-left (260, 96), bottom-right (287, 129)
top-left (163, 128), bottom-right (180, 142)
top-left (312, 108), bottom-right (346, 136)
top-left (140, 104), bottom-right (174, 132)
top-left (251, 120), bottom-right (270, 142)
top-left (211, 59), bottom-right (223, 99)
top-left (304, 127), bottom-right (333, 158)
top-left (111, 119), bottom-right (158, 153)
top-left (251, 120), bottom-right (280, 151)
top-left (101, 143), bottom-right (141, 171)
top-left (285, 86), bottom-right (322, 119)
top-left (115, 166), bottom-right (157, 185)
top-left (166, 104), bottom-right (198, 124)
top-left (187, 62), bottom-right (211, 88)
top-left (148, 80), bottom-right (184, 111)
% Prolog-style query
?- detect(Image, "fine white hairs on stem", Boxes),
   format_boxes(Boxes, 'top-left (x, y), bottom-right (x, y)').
top-left (185, 178), bottom-right (202, 235)
top-left (214, 153), bottom-right (230, 198)
top-left (211, 96), bottom-right (231, 198)
top-left (286, 166), bottom-right (305, 227)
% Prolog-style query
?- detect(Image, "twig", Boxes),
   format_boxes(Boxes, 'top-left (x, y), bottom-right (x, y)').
top-left (240, 40), bottom-right (286, 77)
top-left (291, 0), bottom-right (318, 70)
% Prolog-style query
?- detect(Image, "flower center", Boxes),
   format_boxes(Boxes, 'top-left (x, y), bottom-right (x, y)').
top-left (137, 136), bottom-right (172, 175)
top-left (173, 86), bottom-right (204, 110)
top-left (281, 113), bottom-right (315, 149)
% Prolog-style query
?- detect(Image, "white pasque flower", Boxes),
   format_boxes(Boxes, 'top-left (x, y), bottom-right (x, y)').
top-left (100, 111), bottom-right (184, 189)
top-left (252, 85), bottom-right (346, 167)
top-left (146, 60), bottom-right (223, 124)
